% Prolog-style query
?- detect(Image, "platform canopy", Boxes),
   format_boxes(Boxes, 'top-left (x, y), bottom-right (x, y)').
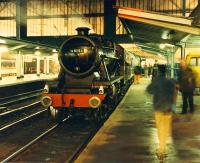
top-left (116, 6), bottom-right (200, 57)
top-left (0, 36), bottom-right (57, 55)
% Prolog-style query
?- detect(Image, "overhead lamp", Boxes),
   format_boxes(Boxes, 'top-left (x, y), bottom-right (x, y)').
top-left (34, 46), bottom-right (41, 55)
top-left (0, 45), bottom-right (8, 53)
top-left (52, 49), bottom-right (58, 57)
top-left (52, 49), bottom-right (57, 53)
top-left (159, 43), bottom-right (174, 49)
top-left (159, 44), bottom-right (166, 49)
top-left (0, 39), bottom-right (6, 44)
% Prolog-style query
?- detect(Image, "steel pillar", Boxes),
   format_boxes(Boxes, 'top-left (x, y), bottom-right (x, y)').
top-left (46, 57), bottom-right (50, 74)
top-left (0, 53), bottom-right (1, 80)
top-left (104, 0), bottom-right (116, 39)
top-left (16, 0), bottom-right (27, 39)
top-left (36, 56), bottom-right (40, 76)
top-left (182, 0), bottom-right (186, 16)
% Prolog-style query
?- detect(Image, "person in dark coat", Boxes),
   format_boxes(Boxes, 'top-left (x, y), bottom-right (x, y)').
top-left (146, 67), bottom-right (177, 160)
top-left (152, 60), bottom-right (159, 81)
top-left (178, 59), bottom-right (196, 114)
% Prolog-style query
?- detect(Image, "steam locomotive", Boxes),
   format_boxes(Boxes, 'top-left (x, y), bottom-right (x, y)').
top-left (41, 27), bottom-right (137, 123)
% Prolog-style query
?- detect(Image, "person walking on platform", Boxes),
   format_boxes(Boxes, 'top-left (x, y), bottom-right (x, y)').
top-left (134, 65), bottom-right (141, 84)
top-left (144, 63), bottom-right (148, 78)
top-left (148, 64), bottom-right (152, 78)
top-left (152, 60), bottom-right (159, 81)
top-left (178, 59), bottom-right (196, 114)
top-left (146, 66), bottom-right (177, 160)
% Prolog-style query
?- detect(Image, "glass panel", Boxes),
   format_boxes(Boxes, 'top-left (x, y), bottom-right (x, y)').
top-left (189, 57), bottom-right (197, 66)
top-left (0, 2), bottom-right (16, 36)
top-left (197, 57), bottom-right (200, 66)
top-left (28, 16), bottom-right (103, 36)
top-left (24, 56), bottom-right (37, 74)
top-left (1, 52), bottom-right (16, 77)
top-left (49, 59), bottom-right (60, 74)
top-left (27, 0), bottom-right (104, 36)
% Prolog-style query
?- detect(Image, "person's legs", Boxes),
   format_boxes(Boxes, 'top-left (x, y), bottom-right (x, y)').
top-left (182, 92), bottom-right (188, 114)
top-left (139, 75), bottom-right (141, 82)
top-left (155, 111), bottom-right (162, 151)
top-left (155, 111), bottom-right (172, 159)
top-left (164, 112), bottom-right (172, 143)
top-left (155, 112), bottom-right (166, 155)
top-left (188, 92), bottom-right (194, 113)
top-left (134, 75), bottom-right (138, 84)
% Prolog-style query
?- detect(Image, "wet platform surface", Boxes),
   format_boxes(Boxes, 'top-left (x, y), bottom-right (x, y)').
top-left (76, 78), bottom-right (200, 163)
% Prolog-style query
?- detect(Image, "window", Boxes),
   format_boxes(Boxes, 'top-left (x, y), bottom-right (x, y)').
top-left (189, 57), bottom-right (197, 66)
top-left (197, 57), bottom-right (200, 66)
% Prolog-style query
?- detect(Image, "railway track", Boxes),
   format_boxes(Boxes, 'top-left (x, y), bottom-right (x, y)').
top-left (2, 116), bottom-right (101, 163)
top-left (1, 101), bottom-right (118, 162)
top-left (0, 101), bottom-right (45, 129)
top-left (0, 86), bottom-right (130, 162)
top-left (0, 89), bottom-right (44, 108)
top-left (0, 109), bottom-right (56, 161)
top-left (0, 87), bottom-right (47, 131)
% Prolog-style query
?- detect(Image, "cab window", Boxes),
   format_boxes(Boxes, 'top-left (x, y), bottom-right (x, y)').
top-left (189, 57), bottom-right (197, 66)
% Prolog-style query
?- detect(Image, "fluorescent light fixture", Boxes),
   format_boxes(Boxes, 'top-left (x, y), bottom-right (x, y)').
top-left (0, 45), bottom-right (8, 53)
top-left (52, 49), bottom-right (57, 53)
top-left (159, 43), bottom-right (174, 49)
top-left (159, 44), bottom-right (165, 49)
top-left (0, 39), bottom-right (6, 44)
top-left (35, 50), bottom-right (41, 55)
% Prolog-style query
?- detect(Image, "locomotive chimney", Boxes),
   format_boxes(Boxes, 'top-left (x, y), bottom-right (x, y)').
top-left (76, 27), bottom-right (90, 36)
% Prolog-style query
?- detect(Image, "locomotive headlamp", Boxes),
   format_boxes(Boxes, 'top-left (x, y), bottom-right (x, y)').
top-left (75, 66), bottom-right (80, 71)
top-left (89, 96), bottom-right (101, 108)
top-left (41, 96), bottom-right (52, 107)
top-left (44, 84), bottom-right (49, 93)
top-left (99, 86), bottom-right (104, 94)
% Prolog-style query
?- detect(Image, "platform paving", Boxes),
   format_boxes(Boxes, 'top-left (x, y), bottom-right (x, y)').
top-left (76, 78), bottom-right (200, 163)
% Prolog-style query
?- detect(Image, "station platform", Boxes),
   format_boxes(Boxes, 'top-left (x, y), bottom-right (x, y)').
top-left (0, 74), bottom-right (57, 87)
top-left (76, 78), bottom-right (200, 163)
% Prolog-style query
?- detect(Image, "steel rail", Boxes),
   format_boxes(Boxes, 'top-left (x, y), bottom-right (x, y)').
top-left (66, 126), bottom-right (100, 163)
top-left (0, 109), bottom-right (47, 132)
top-left (1, 118), bottom-right (69, 163)
top-left (66, 84), bottom-right (132, 163)
top-left (0, 101), bottom-right (40, 117)
top-left (1, 124), bottom-right (58, 163)
top-left (0, 89), bottom-right (44, 101)
top-left (0, 90), bottom-right (44, 107)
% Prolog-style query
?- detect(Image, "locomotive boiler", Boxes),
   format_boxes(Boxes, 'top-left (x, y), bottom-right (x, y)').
top-left (41, 27), bottom-right (135, 123)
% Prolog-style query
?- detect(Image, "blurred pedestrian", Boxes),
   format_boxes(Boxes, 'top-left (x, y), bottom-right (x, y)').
top-left (152, 60), bottom-right (159, 80)
top-left (148, 64), bottom-right (152, 78)
top-left (134, 65), bottom-right (141, 84)
top-left (146, 66), bottom-right (177, 160)
top-left (144, 63), bottom-right (148, 78)
top-left (178, 59), bottom-right (196, 114)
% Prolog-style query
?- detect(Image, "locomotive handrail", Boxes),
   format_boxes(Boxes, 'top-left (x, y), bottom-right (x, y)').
top-left (100, 54), bottom-right (119, 60)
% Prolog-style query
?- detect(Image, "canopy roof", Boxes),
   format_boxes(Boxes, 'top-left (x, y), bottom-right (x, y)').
top-left (116, 6), bottom-right (200, 57)
top-left (0, 36), bottom-right (57, 55)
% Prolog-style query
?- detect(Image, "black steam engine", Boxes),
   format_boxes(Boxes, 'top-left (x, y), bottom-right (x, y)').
top-left (41, 27), bottom-right (134, 123)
